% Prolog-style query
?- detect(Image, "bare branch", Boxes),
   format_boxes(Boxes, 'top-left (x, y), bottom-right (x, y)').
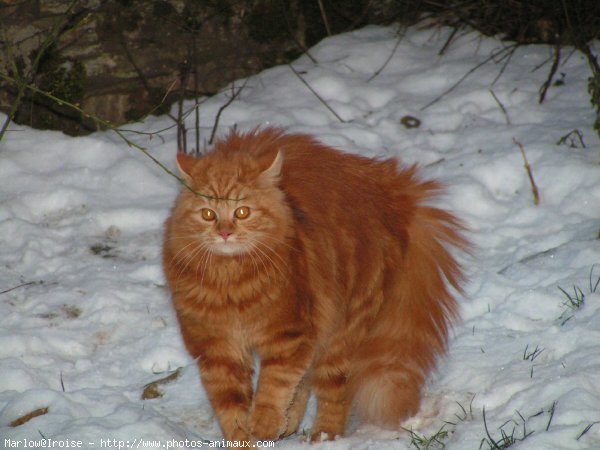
top-left (421, 43), bottom-right (518, 111)
top-left (368, 30), bottom-right (404, 82)
top-left (288, 63), bottom-right (346, 123)
top-left (208, 79), bottom-right (249, 146)
top-left (538, 44), bottom-right (561, 104)
top-left (489, 89), bottom-right (510, 124)
top-left (513, 138), bottom-right (540, 206)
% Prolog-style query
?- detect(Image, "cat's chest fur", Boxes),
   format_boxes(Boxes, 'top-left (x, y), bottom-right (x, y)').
top-left (174, 252), bottom-right (293, 322)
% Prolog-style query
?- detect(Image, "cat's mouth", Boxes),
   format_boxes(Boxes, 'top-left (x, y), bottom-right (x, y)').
top-left (210, 240), bottom-right (248, 256)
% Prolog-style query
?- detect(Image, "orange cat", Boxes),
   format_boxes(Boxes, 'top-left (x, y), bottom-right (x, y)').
top-left (162, 128), bottom-right (468, 442)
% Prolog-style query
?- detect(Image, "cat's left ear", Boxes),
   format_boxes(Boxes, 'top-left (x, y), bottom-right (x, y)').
top-left (261, 150), bottom-right (284, 184)
top-left (176, 152), bottom-right (196, 185)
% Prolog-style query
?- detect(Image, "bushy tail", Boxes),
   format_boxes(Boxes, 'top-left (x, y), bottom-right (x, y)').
top-left (351, 177), bottom-right (468, 428)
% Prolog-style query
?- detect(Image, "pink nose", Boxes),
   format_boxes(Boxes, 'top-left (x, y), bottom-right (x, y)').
top-left (220, 231), bottom-right (232, 241)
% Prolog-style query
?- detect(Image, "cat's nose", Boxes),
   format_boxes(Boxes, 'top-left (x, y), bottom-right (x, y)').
top-left (220, 231), bottom-right (232, 241)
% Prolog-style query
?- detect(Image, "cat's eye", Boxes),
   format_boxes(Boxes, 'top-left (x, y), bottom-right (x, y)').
top-left (234, 206), bottom-right (251, 220)
top-left (200, 208), bottom-right (216, 221)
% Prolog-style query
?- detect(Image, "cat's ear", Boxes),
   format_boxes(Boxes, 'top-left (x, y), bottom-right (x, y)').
top-left (176, 153), bottom-right (196, 184)
top-left (261, 150), bottom-right (284, 184)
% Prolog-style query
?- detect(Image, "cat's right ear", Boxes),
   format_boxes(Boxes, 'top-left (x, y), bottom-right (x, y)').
top-left (176, 153), bottom-right (196, 185)
top-left (261, 150), bottom-right (284, 184)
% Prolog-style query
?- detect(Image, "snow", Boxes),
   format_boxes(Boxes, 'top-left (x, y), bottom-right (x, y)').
top-left (1, 24), bottom-right (599, 449)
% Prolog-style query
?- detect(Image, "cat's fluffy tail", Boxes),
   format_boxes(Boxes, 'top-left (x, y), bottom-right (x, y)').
top-left (351, 183), bottom-right (468, 428)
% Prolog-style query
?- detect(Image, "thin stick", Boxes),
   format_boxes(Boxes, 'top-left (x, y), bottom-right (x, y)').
top-left (513, 138), bottom-right (540, 205)
top-left (288, 63), bottom-right (346, 122)
top-left (368, 30), bottom-right (404, 82)
top-left (489, 89), bottom-right (510, 124)
top-left (0, 281), bottom-right (37, 295)
top-left (208, 79), bottom-right (249, 145)
top-left (438, 26), bottom-right (460, 56)
top-left (492, 45), bottom-right (518, 86)
top-left (317, 0), bottom-right (332, 36)
top-left (421, 44), bottom-right (518, 110)
top-left (539, 44), bottom-right (561, 104)
top-left (278, 0), bottom-right (317, 63)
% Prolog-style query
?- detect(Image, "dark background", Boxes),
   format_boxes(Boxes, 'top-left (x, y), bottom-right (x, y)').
top-left (1, 0), bottom-right (599, 136)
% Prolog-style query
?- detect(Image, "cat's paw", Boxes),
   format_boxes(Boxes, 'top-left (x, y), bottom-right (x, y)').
top-left (309, 429), bottom-right (339, 443)
top-left (247, 404), bottom-right (286, 440)
top-left (225, 426), bottom-right (253, 445)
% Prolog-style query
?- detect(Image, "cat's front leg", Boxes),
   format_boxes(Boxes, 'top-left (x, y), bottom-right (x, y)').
top-left (248, 329), bottom-right (314, 440)
top-left (196, 342), bottom-right (255, 442)
top-left (177, 313), bottom-right (254, 442)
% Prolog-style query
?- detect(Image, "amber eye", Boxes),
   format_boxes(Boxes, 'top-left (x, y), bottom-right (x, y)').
top-left (200, 208), bottom-right (216, 221)
top-left (234, 206), bottom-right (251, 220)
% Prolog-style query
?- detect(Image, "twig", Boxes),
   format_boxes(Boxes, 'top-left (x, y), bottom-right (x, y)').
top-left (278, 0), bottom-right (317, 63)
top-left (421, 43), bottom-right (518, 110)
top-left (9, 407), bottom-right (49, 427)
top-left (288, 63), bottom-right (346, 122)
top-left (513, 138), bottom-right (540, 205)
top-left (576, 421), bottom-right (600, 441)
top-left (438, 26), bottom-right (460, 56)
top-left (317, 0), bottom-right (332, 36)
top-left (141, 367), bottom-right (183, 400)
top-left (546, 401), bottom-right (557, 432)
top-left (192, 40), bottom-right (200, 154)
top-left (368, 30), bottom-right (404, 82)
top-left (489, 89), bottom-right (510, 124)
top-left (0, 281), bottom-right (38, 295)
top-left (176, 63), bottom-right (191, 153)
top-left (208, 79), bottom-right (249, 145)
top-left (492, 44), bottom-right (518, 86)
top-left (539, 44), bottom-right (561, 104)
top-left (556, 129), bottom-right (585, 148)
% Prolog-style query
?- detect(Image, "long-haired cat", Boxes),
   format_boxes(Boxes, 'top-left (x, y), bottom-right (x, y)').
top-left (163, 127), bottom-right (468, 442)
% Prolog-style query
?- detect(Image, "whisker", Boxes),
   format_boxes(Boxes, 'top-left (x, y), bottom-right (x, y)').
top-left (251, 241), bottom-right (288, 280)
top-left (175, 241), bottom-right (211, 284)
top-left (255, 239), bottom-right (290, 272)
top-left (246, 246), bottom-right (262, 279)
top-left (248, 245), bottom-right (273, 283)
top-left (258, 234), bottom-right (300, 253)
top-left (196, 246), bottom-right (214, 287)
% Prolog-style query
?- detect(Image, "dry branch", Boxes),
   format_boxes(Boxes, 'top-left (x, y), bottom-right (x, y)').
top-left (539, 44), bottom-right (561, 104)
top-left (288, 63), bottom-right (346, 122)
top-left (208, 79), bottom-right (249, 146)
top-left (513, 138), bottom-right (540, 206)
top-left (9, 407), bottom-right (49, 427)
top-left (368, 30), bottom-right (404, 82)
top-left (489, 89), bottom-right (510, 124)
top-left (421, 43), bottom-right (518, 110)
top-left (141, 367), bottom-right (183, 400)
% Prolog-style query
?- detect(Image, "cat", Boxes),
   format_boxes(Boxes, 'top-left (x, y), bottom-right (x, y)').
top-left (162, 127), bottom-right (468, 443)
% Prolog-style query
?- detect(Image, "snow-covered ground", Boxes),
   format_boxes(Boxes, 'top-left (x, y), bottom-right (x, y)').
top-left (1, 25), bottom-right (599, 449)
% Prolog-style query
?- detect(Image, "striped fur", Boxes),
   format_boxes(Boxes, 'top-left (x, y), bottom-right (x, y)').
top-left (162, 128), bottom-right (468, 442)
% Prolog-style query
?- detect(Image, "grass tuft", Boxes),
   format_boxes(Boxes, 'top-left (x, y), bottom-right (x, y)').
top-left (576, 421), bottom-right (600, 441)
top-left (558, 285), bottom-right (585, 310)
top-left (589, 265), bottom-right (600, 294)
top-left (523, 344), bottom-right (544, 362)
top-left (479, 407), bottom-right (534, 450)
top-left (404, 425), bottom-right (450, 449)
top-left (557, 265), bottom-right (599, 325)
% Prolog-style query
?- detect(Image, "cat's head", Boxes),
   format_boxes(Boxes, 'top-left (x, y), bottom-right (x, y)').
top-left (172, 150), bottom-right (292, 257)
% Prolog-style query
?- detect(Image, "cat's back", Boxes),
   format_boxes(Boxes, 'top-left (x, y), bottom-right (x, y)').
top-left (218, 128), bottom-right (412, 216)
